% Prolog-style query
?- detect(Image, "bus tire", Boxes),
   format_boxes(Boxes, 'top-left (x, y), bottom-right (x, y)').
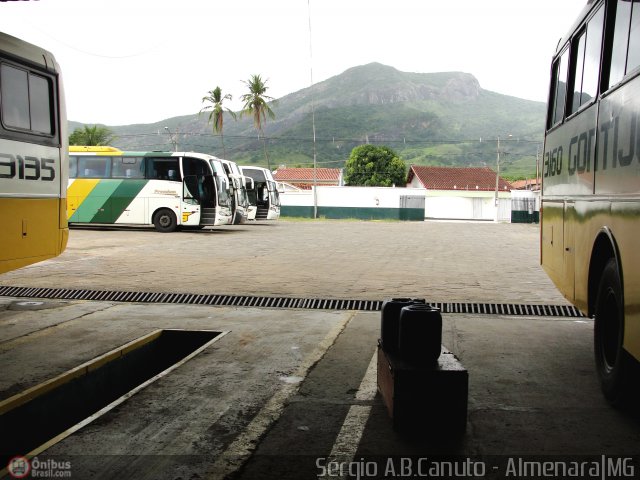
top-left (153, 209), bottom-right (177, 233)
top-left (594, 258), bottom-right (628, 405)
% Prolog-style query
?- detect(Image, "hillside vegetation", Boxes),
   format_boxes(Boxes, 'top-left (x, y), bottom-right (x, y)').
top-left (70, 63), bottom-right (547, 179)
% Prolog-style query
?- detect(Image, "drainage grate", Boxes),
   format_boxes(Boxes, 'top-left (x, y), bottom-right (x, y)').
top-left (0, 285), bottom-right (584, 317)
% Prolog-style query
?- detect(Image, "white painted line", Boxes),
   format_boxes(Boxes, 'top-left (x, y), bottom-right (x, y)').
top-left (355, 351), bottom-right (379, 402)
top-left (330, 350), bottom-right (378, 455)
top-left (206, 312), bottom-right (356, 480)
top-left (320, 349), bottom-right (378, 479)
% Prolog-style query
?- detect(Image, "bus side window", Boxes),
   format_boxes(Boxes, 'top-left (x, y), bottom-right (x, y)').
top-left (608, 0), bottom-right (640, 88)
top-left (628, 3), bottom-right (640, 74)
top-left (1, 64), bottom-right (30, 130)
top-left (0, 64), bottom-right (53, 135)
top-left (112, 157), bottom-right (144, 178)
top-left (78, 156), bottom-right (110, 178)
top-left (570, 5), bottom-right (605, 114)
top-left (146, 158), bottom-right (180, 181)
top-left (69, 156), bottom-right (78, 178)
top-left (28, 74), bottom-right (53, 134)
top-left (548, 48), bottom-right (570, 129)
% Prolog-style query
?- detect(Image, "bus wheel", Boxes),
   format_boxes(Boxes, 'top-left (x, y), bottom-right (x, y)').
top-left (153, 209), bottom-right (177, 233)
top-left (594, 258), bottom-right (627, 405)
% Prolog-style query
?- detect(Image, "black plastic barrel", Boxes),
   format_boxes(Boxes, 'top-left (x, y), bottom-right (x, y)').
top-left (398, 304), bottom-right (442, 364)
top-left (380, 297), bottom-right (425, 354)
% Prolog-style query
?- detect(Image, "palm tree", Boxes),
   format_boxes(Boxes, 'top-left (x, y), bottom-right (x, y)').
top-left (200, 86), bottom-right (236, 157)
top-left (68, 125), bottom-right (114, 146)
top-left (240, 74), bottom-right (275, 169)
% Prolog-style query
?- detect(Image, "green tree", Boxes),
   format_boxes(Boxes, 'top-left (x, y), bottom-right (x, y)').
top-left (240, 74), bottom-right (275, 170)
top-left (68, 125), bottom-right (115, 146)
top-left (344, 145), bottom-right (407, 187)
top-left (200, 86), bottom-right (236, 157)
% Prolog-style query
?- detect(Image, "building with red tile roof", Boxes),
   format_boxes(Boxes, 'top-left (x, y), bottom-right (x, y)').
top-left (405, 165), bottom-right (513, 221)
top-left (407, 165), bottom-right (512, 191)
top-left (274, 167), bottom-right (343, 190)
top-left (510, 178), bottom-right (541, 191)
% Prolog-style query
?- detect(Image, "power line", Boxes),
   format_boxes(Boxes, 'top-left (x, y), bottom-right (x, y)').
top-left (112, 131), bottom-right (541, 145)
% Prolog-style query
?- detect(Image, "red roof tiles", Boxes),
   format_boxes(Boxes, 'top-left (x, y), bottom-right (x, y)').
top-left (510, 178), bottom-right (541, 190)
top-left (408, 165), bottom-right (512, 191)
top-left (274, 168), bottom-right (342, 189)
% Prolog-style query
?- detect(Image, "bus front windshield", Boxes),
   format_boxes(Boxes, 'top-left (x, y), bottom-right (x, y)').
top-left (237, 184), bottom-right (249, 208)
top-left (267, 180), bottom-right (281, 207)
top-left (209, 160), bottom-right (232, 207)
top-left (215, 176), bottom-right (231, 207)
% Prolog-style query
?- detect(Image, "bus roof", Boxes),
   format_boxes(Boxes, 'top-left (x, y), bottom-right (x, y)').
top-left (0, 31), bottom-right (59, 74)
top-left (120, 151), bottom-right (223, 160)
top-left (69, 149), bottom-right (225, 161)
top-left (120, 151), bottom-right (175, 157)
top-left (553, 0), bottom-right (599, 57)
top-left (69, 146), bottom-right (123, 154)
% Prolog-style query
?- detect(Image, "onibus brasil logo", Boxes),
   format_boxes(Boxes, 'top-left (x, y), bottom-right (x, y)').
top-left (7, 455), bottom-right (72, 478)
top-left (7, 456), bottom-right (30, 479)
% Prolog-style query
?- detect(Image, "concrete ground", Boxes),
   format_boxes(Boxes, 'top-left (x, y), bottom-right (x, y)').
top-left (0, 220), bottom-right (638, 479)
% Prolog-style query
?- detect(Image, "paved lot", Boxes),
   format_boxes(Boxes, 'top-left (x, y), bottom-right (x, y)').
top-left (1, 220), bottom-right (568, 304)
top-left (1, 220), bottom-right (638, 480)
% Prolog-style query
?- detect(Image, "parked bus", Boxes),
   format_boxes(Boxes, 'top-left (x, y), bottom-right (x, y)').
top-left (542, 0), bottom-right (640, 404)
top-left (218, 158), bottom-right (251, 224)
top-left (239, 165), bottom-right (281, 220)
top-left (0, 32), bottom-right (68, 274)
top-left (68, 148), bottom-right (233, 232)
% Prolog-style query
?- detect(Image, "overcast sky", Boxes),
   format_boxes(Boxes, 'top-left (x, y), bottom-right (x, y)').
top-left (2, 0), bottom-right (588, 126)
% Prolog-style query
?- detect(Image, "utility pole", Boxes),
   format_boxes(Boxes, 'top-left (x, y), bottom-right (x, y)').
top-left (164, 126), bottom-right (178, 152)
top-left (308, 0), bottom-right (318, 219)
top-left (535, 144), bottom-right (540, 190)
top-left (494, 136), bottom-right (501, 210)
top-left (495, 134), bottom-right (512, 222)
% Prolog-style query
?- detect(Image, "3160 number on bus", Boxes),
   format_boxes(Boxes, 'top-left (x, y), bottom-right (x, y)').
top-left (544, 146), bottom-right (563, 178)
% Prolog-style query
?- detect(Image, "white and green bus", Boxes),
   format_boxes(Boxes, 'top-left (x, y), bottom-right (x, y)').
top-left (542, 0), bottom-right (640, 404)
top-left (68, 147), bottom-right (233, 232)
top-left (239, 165), bottom-right (281, 220)
top-left (0, 32), bottom-right (68, 274)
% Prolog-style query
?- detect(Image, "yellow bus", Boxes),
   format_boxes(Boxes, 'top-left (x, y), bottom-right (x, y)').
top-left (542, 0), bottom-right (640, 404)
top-left (0, 32), bottom-right (68, 274)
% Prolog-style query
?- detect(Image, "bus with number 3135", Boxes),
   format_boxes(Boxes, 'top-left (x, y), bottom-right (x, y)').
top-left (0, 32), bottom-right (68, 274)
top-left (542, 0), bottom-right (640, 405)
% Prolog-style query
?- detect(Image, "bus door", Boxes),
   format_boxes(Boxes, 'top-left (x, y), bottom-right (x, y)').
top-left (246, 177), bottom-right (257, 207)
top-left (563, 202), bottom-right (576, 301)
top-left (182, 174), bottom-right (218, 226)
top-left (244, 177), bottom-right (257, 220)
top-left (182, 174), bottom-right (203, 226)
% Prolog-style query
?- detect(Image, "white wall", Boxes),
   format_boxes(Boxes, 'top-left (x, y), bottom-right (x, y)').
top-left (424, 190), bottom-right (511, 221)
top-left (280, 186), bottom-right (427, 209)
top-left (281, 190), bottom-right (313, 206)
top-left (280, 185), bottom-right (512, 221)
top-left (511, 189), bottom-right (540, 211)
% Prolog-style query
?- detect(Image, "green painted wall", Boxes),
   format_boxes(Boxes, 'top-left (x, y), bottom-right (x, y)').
top-left (281, 206), bottom-right (315, 218)
top-left (281, 205), bottom-right (424, 221)
top-left (511, 211), bottom-right (540, 223)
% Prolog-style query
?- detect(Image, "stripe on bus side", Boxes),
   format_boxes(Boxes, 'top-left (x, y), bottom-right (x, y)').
top-left (68, 179), bottom-right (148, 223)
top-left (67, 179), bottom-right (100, 221)
top-left (95, 180), bottom-right (148, 223)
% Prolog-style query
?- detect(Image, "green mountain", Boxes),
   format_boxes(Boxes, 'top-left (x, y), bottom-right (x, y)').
top-left (70, 63), bottom-right (546, 179)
